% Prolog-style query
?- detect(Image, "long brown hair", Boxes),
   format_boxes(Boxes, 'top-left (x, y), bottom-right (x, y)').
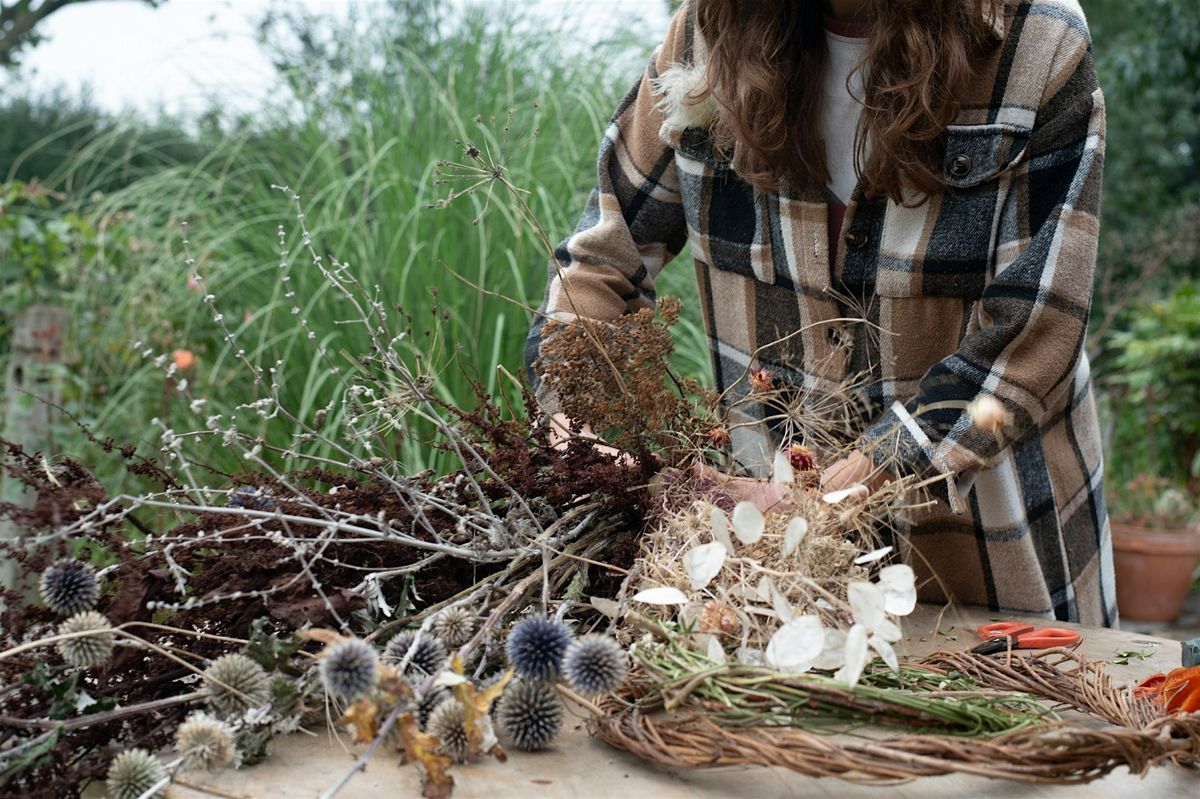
top-left (694, 0), bottom-right (1000, 203)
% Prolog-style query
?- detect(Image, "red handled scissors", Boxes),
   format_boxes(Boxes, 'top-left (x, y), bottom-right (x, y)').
top-left (970, 622), bottom-right (1082, 655)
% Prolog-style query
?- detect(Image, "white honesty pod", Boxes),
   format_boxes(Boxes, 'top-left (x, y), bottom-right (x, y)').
top-left (632, 586), bottom-right (688, 605)
top-left (771, 450), bottom-right (795, 484)
top-left (765, 615), bottom-right (825, 671)
top-left (847, 581), bottom-right (886, 631)
top-left (877, 563), bottom-right (917, 616)
top-left (683, 542), bottom-right (727, 590)
top-left (821, 484), bottom-right (869, 504)
top-left (731, 501), bottom-right (765, 545)
top-left (710, 506), bottom-right (735, 555)
top-left (782, 517), bottom-right (809, 557)
top-left (835, 624), bottom-right (869, 687)
top-left (853, 546), bottom-right (894, 565)
top-left (809, 627), bottom-right (849, 670)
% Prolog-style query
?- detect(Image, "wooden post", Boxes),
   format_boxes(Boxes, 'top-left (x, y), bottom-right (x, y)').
top-left (1, 304), bottom-right (68, 587)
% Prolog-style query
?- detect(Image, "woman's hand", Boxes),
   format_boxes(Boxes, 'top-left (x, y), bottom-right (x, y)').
top-left (820, 451), bottom-right (894, 493)
top-left (691, 461), bottom-right (794, 513)
top-left (548, 413), bottom-right (635, 468)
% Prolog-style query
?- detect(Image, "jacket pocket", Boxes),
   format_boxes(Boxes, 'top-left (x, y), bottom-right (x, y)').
top-left (876, 123), bottom-right (1029, 299)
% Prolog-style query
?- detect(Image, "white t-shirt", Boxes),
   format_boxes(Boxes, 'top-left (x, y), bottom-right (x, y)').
top-left (821, 28), bottom-right (870, 204)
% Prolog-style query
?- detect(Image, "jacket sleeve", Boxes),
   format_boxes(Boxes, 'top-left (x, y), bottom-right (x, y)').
top-left (860, 26), bottom-right (1106, 512)
top-left (523, 4), bottom-right (692, 415)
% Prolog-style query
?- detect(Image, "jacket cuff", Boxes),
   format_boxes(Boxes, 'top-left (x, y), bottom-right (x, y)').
top-left (861, 399), bottom-right (970, 515)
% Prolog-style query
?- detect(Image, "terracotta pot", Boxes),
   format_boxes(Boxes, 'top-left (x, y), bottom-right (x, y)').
top-left (1112, 522), bottom-right (1200, 622)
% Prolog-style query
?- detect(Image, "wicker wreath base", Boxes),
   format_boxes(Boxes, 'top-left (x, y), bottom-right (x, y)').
top-left (593, 650), bottom-right (1200, 784)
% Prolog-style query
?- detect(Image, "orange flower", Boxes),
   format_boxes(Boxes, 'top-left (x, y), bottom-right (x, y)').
top-left (1135, 665), bottom-right (1200, 714)
top-left (172, 349), bottom-right (196, 370)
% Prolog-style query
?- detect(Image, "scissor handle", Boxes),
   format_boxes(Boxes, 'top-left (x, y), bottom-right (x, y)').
top-left (1015, 627), bottom-right (1082, 649)
top-left (977, 622), bottom-right (1036, 639)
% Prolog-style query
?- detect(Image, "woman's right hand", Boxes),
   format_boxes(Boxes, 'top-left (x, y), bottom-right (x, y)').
top-left (548, 413), bottom-right (636, 468)
top-left (691, 460), bottom-right (794, 513)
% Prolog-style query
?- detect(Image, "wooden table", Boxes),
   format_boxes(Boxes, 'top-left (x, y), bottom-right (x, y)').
top-left (159, 604), bottom-right (1196, 799)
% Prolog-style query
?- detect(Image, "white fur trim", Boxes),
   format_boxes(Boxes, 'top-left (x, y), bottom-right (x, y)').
top-left (652, 62), bottom-right (717, 135)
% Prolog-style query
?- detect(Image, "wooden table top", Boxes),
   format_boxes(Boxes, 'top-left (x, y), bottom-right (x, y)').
top-left (147, 605), bottom-right (1196, 799)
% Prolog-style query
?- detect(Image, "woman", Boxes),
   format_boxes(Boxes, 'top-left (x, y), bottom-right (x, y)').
top-left (524, 0), bottom-right (1114, 626)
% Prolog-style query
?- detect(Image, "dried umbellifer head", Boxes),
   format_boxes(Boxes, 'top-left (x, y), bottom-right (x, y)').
top-left (56, 610), bottom-right (114, 669)
top-left (203, 653), bottom-right (271, 719)
top-left (39, 558), bottom-right (100, 616)
top-left (106, 749), bottom-right (167, 799)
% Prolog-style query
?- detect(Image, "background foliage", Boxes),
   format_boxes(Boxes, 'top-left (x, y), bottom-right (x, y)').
top-left (0, 0), bottom-right (1195, 519)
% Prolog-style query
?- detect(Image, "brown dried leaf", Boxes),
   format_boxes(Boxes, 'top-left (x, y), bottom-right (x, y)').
top-left (397, 710), bottom-right (455, 799)
top-left (298, 628), bottom-right (345, 647)
top-left (340, 699), bottom-right (381, 745)
top-left (451, 661), bottom-right (513, 760)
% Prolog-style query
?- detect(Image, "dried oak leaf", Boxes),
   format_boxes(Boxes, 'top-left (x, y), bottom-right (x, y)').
top-left (398, 710), bottom-right (455, 799)
top-left (449, 657), bottom-right (512, 762)
top-left (342, 698), bottom-right (381, 745)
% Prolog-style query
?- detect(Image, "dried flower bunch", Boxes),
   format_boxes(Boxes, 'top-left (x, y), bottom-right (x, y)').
top-left (535, 298), bottom-right (717, 456)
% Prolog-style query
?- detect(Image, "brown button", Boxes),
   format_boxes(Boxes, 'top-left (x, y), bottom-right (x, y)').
top-left (845, 229), bottom-right (869, 249)
top-left (949, 154), bottom-right (973, 178)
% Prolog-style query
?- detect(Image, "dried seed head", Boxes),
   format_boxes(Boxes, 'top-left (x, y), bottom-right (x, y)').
top-left (40, 558), bottom-right (100, 616)
top-left (749, 367), bottom-right (775, 393)
top-left (175, 711), bottom-right (236, 770)
top-left (382, 631), bottom-right (447, 678)
top-left (496, 679), bottom-right (563, 751)
top-left (320, 638), bottom-right (379, 700)
top-left (968, 394), bottom-right (1010, 436)
top-left (426, 698), bottom-right (469, 762)
top-left (106, 749), bottom-right (167, 799)
top-left (505, 617), bottom-right (572, 682)
top-left (787, 443), bottom-right (819, 472)
top-left (418, 686), bottom-right (451, 729)
top-left (698, 600), bottom-right (742, 637)
top-left (203, 653), bottom-right (271, 719)
top-left (432, 606), bottom-right (476, 648)
top-left (562, 635), bottom-right (628, 697)
top-left (56, 611), bottom-right (114, 668)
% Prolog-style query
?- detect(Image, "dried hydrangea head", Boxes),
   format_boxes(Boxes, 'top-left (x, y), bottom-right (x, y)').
top-left (562, 635), bottom-right (628, 697)
top-left (382, 630), bottom-right (447, 678)
top-left (39, 558), bottom-right (100, 616)
top-left (432, 606), bottom-right (476, 648)
top-left (496, 679), bottom-right (563, 751)
top-left (426, 698), bottom-right (470, 762)
top-left (106, 748), bottom-right (167, 799)
top-left (505, 617), bottom-right (573, 681)
top-left (175, 711), bottom-right (236, 770)
top-left (56, 610), bottom-right (114, 669)
top-left (203, 653), bottom-right (271, 719)
top-left (320, 638), bottom-right (379, 700)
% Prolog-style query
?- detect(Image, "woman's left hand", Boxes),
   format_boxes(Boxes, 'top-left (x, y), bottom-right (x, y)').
top-left (820, 451), bottom-right (894, 494)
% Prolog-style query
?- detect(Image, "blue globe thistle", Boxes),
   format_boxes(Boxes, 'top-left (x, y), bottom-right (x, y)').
top-left (505, 617), bottom-right (572, 681)
top-left (56, 611), bottom-right (114, 669)
top-left (203, 653), bottom-right (272, 719)
top-left (383, 631), bottom-right (447, 677)
top-left (320, 638), bottom-right (379, 700)
top-left (562, 634), bottom-right (628, 697)
top-left (106, 749), bottom-right (167, 799)
top-left (426, 698), bottom-right (470, 763)
top-left (227, 486), bottom-right (276, 511)
top-left (39, 558), bottom-right (99, 615)
top-left (418, 686), bottom-right (451, 729)
top-left (496, 679), bottom-right (562, 751)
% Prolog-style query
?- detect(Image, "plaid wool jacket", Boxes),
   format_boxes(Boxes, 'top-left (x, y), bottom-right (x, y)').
top-left (525, 0), bottom-right (1116, 626)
